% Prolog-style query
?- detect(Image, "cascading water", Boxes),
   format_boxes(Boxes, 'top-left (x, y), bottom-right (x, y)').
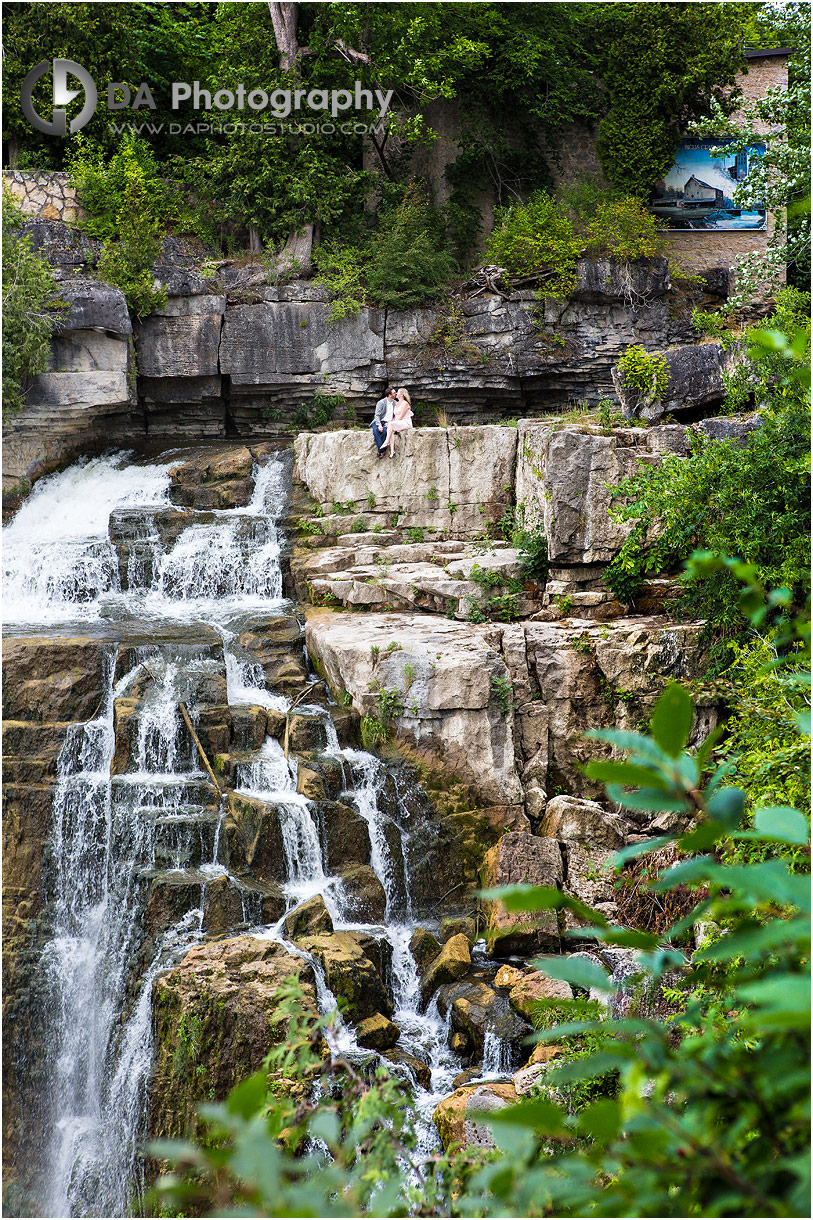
top-left (4, 447), bottom-right (475, 1217)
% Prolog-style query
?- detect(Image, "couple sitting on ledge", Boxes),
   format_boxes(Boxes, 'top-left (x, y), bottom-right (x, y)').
top-left (371, 386), bottom-right (413, 458)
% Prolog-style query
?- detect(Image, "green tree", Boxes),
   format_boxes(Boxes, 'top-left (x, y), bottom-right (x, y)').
top-left (2, 192), bottom-right (64, 418)
top-left (594, 2), bottom-right (751, 197)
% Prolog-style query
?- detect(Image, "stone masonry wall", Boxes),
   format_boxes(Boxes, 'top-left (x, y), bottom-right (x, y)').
top-left (3, 170), bottom-right (83, 224)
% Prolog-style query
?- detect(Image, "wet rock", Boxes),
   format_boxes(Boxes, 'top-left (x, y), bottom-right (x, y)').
top-left (222, 792), bottom-right (285, 881)
top-left (201, 874), bottom-right (247, 934)
top-left (540, 795), bottom-right (629, 850)
top-left (356, 1012), bottom-right (400, 1051)
top-left (296, 766), bottom-right (326, 800)
top-left (480, 833), bottom-right (562, 956)
top-left (194, 705), bottom-right (233, 760)
top-left (439, 916), bottom-right (477, 945)
top-left (450, 1032), bottom-right (469, 1055)
top-left (230, 705), bottom-right (268, 752)
top-left (409, 926), bottom-right (441, 972)
top-left (382, 1049), bottom-right (432, 1090)
top-left (420, 933), bottom-right (471, 1004)
top-left (2, 637), bottom-right (108, 723)
top-left (339, 865), bottom-right (387, 923)
top-left (452, 1068), bottom-right (482, 1089)
top-left (433, 1082), bottom-right (518, 1152)
top-left (284, 894), bottom-right (334, 939)
top-left (316, 800), bottom-right (371, 872)
top-left (297, 752), bottom-right (350, 801)
top-left (149, 937), bottom-right (315, 1139)
top-left (299, 932), bottom-right (392, 1021)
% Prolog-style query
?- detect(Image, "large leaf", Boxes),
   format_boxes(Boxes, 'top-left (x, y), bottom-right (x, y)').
top-left (224, 1070), bottom-right (268, 1119)
top-left (650, 682), bottom-right (694, 758)
top-left (481, 885), bottom-right (608, 924)
top-left (706, 786), bottom-right (746, 828)
top-left (613, 835), bottom-right (674, 865)
top-left (752, 806), bottom-right (810, 845)
top-left (735, 974), bottom-right (811, 1024)
top-left (531, 954), bottom-right (615, 993)
top-left (582, 759), bottom-right (670, 790)
top-left (605, 784), bottom-right (691, 813)
top-left (695, 917), bottom-right (811, 962)
top-left (479, 1097), bottom-right (568, 1135)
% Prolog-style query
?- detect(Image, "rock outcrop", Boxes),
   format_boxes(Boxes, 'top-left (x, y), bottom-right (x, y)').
top-left (149, 937), bottom-right (316, 1139)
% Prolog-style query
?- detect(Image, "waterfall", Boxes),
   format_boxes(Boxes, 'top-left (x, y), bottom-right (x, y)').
top-left (5, 448), bottom-right (467, 1215)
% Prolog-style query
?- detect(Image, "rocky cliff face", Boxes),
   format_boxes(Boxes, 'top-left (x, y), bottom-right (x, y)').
top-left (3, 221), bottom-right (729, 498)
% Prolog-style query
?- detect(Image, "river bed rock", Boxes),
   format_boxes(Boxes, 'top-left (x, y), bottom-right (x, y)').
top-left (433, 1082), bottom-right (518, 1152)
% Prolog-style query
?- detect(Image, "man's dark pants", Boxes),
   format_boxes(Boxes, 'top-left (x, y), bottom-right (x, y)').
top-left (372, 420), bottom-right (388, 453)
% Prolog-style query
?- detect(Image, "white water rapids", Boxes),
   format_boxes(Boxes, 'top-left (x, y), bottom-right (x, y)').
top-left (3, 449), bottom-right (495, 1218)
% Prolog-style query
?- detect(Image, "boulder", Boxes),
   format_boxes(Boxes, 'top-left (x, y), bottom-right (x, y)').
top-left (54, 277), bottom-right (131, 336)
top-left (149, 937), bottom-right (315, 1139)
top-left (439, 916), bottom-right (477, 945)
top-left (506, 971), bottom-right (574, 1021)
top-left (409, 926), bottom-right (442, 972)
top-left (612, 342), bottom-right (726, 425)
top-left (451, 990), bottom-right (529, 1062)
top-left (480, 833), bottom-right (562, 956)
top-left (294, 426), bottom-right (517, 537)
top-left (540, 795), bottom-right (629, 850)
top-left (420, 933), bottom-right (471, 1004)
top-left (515, 422), bottom-right (689, 564)
top-left (168, 444), bottom-right (253, 508)
top-left (299, 932), bottom-right (392, 1021)
top-left (382, 1049), bottom-right (432, 1090)
top-left (356, 1012), bottom-right (401, 1051)
top-left (338, 865), bottom-right (387, 923)
top-left (284, 894), bottom-right (334, 939)
top-left (433, 1082), bottom-right (518, 1152)
top-left (564, 844), bottom-right (618, 911)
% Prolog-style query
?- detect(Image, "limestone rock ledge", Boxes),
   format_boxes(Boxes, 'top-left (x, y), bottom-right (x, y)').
top-left (304, 610), bottom-right (710, 812)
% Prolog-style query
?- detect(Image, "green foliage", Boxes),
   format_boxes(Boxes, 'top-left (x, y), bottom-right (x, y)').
top-left (489, 674), bottom-right (514, 715)
top-left (292, 393), bottom-right (345, 430)
top-left (405, 527), bottom-right (425, 544)
top-left (594, 3), bottom-right (750, 197)
top-left (150, 975), bottom-right (458, 1216)
top-left (365, 185), bottom-right (458, 309)
top-left (721, 636), bottom-right (811, 820)
top-left (313, 241), bottom-right (367, 325)
top-left (506, 505), bottom-right (549, 583)
top-left (2, 192), bottom-right (65, 418)
top-left (617, 344), bottom-right (669, 401)
top-left (581, 195), bottom-right (663, 262)
top-left (68, 135), bottom-right (168, 316)
top-left (485, 192), bottom-right (582, 297)
top-left (606, 300), bottom-right (810, 645)
top-left (722, 289), bottom-right (811, 414)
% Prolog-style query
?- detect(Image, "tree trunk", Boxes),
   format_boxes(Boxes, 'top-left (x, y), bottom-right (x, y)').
top-left (267, 2), bottom-right (299, 73)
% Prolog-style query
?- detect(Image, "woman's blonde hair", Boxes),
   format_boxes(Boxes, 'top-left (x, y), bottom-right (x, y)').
top-left (397, 387), bottom-right (412, 405)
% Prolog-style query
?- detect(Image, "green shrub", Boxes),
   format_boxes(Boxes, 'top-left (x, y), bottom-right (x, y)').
top-left (485, 191), bottom-right (582, 297)
top-left (68, 134), bottom-right (168, 316)
top-left (2, 191), bottom-right (65, 418)
top-left (292, 392), bottom-right (345, 429)
top-left (313, 241), bottom-right (367, 324)
top-left (365, 184), bottom-right (457, 309)
top-left (617, 344), bottom-right (669, 400)
top-left (582, 195), bottom-right (663, 262)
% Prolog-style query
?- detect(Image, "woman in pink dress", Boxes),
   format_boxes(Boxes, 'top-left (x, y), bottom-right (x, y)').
top-left (385, 387), bottom-right (414, 458)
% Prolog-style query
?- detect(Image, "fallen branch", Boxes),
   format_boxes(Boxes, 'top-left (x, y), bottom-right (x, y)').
top-left (179, 702), bottom-right (224, 794)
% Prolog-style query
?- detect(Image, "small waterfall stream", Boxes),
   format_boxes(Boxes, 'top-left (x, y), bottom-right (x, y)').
top-left (4, 449), bottom-right (467, 1217)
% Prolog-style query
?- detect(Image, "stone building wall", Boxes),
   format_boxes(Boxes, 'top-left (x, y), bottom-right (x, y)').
top-left (3, 170), bottom-right (84, 224)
